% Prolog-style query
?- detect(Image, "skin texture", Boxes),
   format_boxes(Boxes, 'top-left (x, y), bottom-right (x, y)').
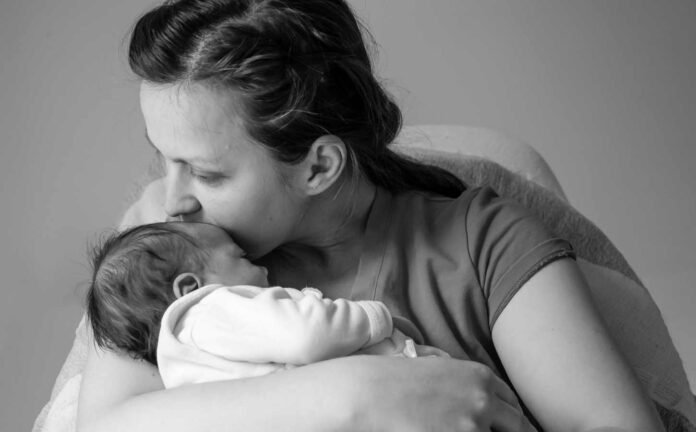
top-left (77, 81), bottom-right (665, 432)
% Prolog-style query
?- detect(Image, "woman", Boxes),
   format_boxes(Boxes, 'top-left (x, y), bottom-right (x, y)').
top-left (77, 1), bottom-right (664, 431)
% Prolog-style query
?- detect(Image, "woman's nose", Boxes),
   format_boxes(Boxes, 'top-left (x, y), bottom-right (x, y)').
top-left (164, 195), bottom-right (201, 219)
top-left (164, 173), bottom-right (201, 219)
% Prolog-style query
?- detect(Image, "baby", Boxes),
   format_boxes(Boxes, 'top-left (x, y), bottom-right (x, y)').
top-left (87, 222), bottom-right (448, 388)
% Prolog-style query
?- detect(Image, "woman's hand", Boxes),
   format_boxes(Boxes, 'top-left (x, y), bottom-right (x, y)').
top-left (346, 355), bottom-right (537, 432)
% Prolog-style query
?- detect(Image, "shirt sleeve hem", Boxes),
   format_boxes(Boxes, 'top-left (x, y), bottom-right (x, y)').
top-left (488, 240), bottom-right (576, 329)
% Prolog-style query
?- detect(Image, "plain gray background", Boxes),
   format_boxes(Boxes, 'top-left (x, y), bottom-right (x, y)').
top-left (1, 1), bottom-right (694, 431)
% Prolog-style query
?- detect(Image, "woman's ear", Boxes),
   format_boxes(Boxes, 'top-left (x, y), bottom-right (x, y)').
top-left (172, 272), bottom-right (202, 299)
top-left (301, 135), bottom-right (347, 196)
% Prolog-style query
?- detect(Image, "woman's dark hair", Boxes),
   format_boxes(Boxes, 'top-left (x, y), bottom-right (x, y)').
top-left (129, 0), bottom-right (464, 197)
top-left (86, 223), bottom-right (209, 365)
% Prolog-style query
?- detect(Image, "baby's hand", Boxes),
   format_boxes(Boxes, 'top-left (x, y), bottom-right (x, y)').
top-left (300, 287), bottom-right (323, 298)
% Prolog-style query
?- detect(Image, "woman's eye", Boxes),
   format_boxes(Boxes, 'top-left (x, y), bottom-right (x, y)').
top-left (191, 170), bottom-right (224, 186)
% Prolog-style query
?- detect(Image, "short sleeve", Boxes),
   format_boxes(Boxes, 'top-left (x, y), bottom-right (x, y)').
top-left (465, 187), bottom-right (575, 328)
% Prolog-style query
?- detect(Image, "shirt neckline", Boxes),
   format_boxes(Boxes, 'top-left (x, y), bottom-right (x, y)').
top-left (349, 186), bottom-right (392, 301)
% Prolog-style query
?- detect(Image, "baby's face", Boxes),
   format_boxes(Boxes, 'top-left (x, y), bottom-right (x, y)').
top-left (177, 222), bottom-right (269, 287)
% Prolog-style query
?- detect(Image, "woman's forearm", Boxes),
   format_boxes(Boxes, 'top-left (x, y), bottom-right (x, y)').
top-left (79, 342), bottom-right (536, 432)
top-left (79, 357), bottom-right (361, 432)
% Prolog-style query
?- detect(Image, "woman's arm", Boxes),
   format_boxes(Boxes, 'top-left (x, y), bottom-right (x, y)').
top-left (88, 179), bottom-right (535, 432)
top-left (77, 330), bottom-right (538, 432)
top-left (492, 258), bottom-right (664, 432)
top-left (77, 338), bottom-right (360, 432)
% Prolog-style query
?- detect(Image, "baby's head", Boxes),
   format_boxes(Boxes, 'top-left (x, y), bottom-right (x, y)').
top-left (86, 221), bottom-right (268, 365)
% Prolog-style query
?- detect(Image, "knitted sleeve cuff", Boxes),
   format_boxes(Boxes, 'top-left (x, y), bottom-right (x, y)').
top-left (356, 300), bottom-right (394, 346)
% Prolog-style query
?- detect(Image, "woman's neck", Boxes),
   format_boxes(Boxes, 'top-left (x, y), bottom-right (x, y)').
top-left (262, 175), bottom-right (379, 295)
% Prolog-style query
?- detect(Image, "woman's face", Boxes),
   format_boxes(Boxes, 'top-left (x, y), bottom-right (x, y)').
top-left (139, 82), bottom-right (307, 259)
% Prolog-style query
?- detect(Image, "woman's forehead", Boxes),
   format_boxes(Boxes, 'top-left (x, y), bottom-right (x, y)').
top-left (139, 80), bottom-right (240, 116)
top-left (139, 81), bottom-right (250, 159)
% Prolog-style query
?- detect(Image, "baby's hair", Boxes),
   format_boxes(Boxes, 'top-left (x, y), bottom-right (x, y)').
top-left (86, 222), bottom-right (209, 365)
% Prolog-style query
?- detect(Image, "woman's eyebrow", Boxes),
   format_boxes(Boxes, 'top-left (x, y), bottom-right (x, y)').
top-left (144, 132), bottom-right (219, 168)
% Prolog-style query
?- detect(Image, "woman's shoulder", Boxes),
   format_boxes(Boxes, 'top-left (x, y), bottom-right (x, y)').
top-left (392, 185), bottom-right (500, 220)
top-left (387, 184), bottom-right (551, 253)
top-left (380, 186), bottom-right (486, 248)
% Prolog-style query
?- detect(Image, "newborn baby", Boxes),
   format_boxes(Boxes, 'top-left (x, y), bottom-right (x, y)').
top-left (87, 222), bottom-right (448, 388)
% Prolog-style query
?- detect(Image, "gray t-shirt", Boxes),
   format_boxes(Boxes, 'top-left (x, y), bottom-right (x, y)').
top-left (349, 186), bottom-right (575, 380)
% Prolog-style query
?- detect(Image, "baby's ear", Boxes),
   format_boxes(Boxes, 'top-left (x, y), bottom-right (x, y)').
top-left (172, 273), bottom-right (202, 298)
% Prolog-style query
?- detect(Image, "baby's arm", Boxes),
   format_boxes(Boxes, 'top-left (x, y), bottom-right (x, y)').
top-left (183, 286), bottom-right (394, 365)
top-left (493, 259), bottom-right (664, 432)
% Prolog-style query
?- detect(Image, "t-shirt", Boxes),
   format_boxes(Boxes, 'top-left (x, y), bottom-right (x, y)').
top-left (347, 186), bottom-right (576, 383)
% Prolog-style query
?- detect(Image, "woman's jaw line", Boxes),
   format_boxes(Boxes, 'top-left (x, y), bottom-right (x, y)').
top-left (274, 174), bottom-right (378, 262)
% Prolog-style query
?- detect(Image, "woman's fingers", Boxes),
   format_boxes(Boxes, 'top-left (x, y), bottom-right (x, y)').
top-left (346, 356), bottom-right (535, 432)
top-left (458, 362), bottom-right (536, 432)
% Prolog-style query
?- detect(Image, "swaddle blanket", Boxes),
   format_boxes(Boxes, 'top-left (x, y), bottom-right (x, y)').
top-left (33, 147), bottom-right (696, 432)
